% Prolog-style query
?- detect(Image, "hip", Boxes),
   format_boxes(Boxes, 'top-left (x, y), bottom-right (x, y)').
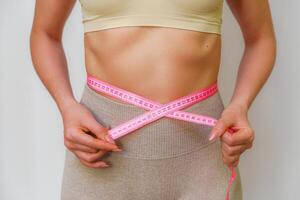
top-left (79, 82), bottom-right (225, 159)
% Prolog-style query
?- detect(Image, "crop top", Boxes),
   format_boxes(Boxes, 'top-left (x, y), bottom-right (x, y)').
top-left (78, 0), bottom-right (224, 35)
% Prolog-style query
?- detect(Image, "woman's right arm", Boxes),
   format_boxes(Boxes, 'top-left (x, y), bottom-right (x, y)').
top-left (30, 0), bottom-right (122, 168)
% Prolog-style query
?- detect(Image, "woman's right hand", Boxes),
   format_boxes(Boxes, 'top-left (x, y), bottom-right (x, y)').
top-left (61, 100), bottom-right (122, 168)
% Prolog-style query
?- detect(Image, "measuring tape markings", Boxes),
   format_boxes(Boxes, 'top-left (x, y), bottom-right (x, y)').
top-left (88, 76), bottom-right (218, 139)
top-left (87, 75), bottom-right (236, 200)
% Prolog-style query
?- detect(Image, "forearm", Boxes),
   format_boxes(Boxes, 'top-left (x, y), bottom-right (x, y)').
top-left (229, 36), bottom-right (277, 111)
top-left (30, 31), bottom-right (77, 115)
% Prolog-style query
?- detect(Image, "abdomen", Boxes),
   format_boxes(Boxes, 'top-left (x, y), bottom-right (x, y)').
top-left (83, 26), bottom-right (222, 104)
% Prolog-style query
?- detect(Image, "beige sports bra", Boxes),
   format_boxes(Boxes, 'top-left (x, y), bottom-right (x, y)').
top-left (78, 0), bottom-right (224, 35)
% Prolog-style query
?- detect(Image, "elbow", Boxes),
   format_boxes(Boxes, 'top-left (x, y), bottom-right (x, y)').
top-left (29, 29), bottom-right (44, 61)
top-left (29, 28), bottom-right (61, 54)
top-left (30, 28), bottom-right (42, 53)
top-left (245, 32), bottom-right (277, 51)
top-left (244, 32), bottom-right (277, 66)
top-left (30, 27), bottom-right (62, 49)
top-left (265, 35), bottom-right (277, 68)
top-left (29, 28), bottom-right (62, 68)
top-left (29, 29), bottom-right (38, 52)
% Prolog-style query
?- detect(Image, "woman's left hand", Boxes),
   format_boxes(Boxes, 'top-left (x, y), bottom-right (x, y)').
top-left (208, 103), bottom-right (255, 168)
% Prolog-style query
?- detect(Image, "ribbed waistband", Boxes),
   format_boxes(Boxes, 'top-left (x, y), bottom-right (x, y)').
top-left (80, 83), bottom-right (225, 159)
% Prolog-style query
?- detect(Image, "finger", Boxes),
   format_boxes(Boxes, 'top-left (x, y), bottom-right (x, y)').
top-left (78, 158), bottom-right (110, 168)
top-left (209, 117), bottom-right (234, 140)
top-left (221, 128), bottom-right (254, 146)
top-left (83, 117), bottom-right (116, 144)
top-left (64, 140), bottom-right (98, 153)
top-left (221, 141), bottom-right (247, 157)
top-left (232, 159), bottom-right (239, 167)
top-left (74, 150), bottom-right (108, 163)
top-left (69, 130), bottom-right (122, 152)
top-left (222, 153), bottom-right (240, 167)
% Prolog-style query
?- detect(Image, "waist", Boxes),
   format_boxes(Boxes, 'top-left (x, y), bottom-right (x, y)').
top-left (80, 75), bottom-right (225, 159)
top-left (84, 27), bottom-right (221, 96)
top-left (86, 72), bottom-right (219, 106)
top-left (86, 61), bottom-right (220, 106)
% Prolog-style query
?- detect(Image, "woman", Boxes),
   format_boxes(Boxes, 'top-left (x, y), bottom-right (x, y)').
top-left (30, 0), bottom-right (276, 199)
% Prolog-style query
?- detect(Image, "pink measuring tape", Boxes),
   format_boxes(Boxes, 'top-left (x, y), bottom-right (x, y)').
top-left (87, 74), bottom-right (236, 200)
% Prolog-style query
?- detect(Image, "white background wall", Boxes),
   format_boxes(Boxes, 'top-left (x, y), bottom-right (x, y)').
top-left (0, 1), bottom-right (299, 200)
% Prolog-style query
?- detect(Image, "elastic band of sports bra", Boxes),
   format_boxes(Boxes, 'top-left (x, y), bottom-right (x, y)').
top-left (87, 74), bottom-right (238, 200)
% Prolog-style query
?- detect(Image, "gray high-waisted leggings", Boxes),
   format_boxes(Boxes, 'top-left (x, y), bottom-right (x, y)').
top-left (61, 84), bottom-right (243, 200)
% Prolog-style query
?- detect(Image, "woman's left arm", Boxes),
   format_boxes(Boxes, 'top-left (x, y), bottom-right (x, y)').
top-left (209, 0), bottom-right (277, 167)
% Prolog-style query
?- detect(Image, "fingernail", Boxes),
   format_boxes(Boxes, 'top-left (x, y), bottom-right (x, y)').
top-left (209, 132), bottom-right (216, 141)
top-left (105, 135), bottom-right (116, 144)
top-left (113, 148), bottom-right (123, 152)
top-left (102, 163), bottom-right (109, 167)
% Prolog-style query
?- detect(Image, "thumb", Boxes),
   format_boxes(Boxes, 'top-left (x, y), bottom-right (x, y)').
top-left (84, 117), bottom-right (115, 144)
top-left (209, 117), bottom-right (233, 141)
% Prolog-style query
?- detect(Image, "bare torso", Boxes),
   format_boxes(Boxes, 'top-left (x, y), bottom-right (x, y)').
top-left (84, 26), bottom-right (221, 104)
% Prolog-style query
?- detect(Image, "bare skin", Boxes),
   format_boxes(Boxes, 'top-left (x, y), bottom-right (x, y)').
top-left (30, 0), bottom-right (276, 169)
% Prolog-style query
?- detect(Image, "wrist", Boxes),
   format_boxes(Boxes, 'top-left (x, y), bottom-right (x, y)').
top-left (57, 97), bottom-right (79, 115)
top-left (226, 101), bottom-right (249, 114)
top-left (229, 97), bottom-right (251, 111)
